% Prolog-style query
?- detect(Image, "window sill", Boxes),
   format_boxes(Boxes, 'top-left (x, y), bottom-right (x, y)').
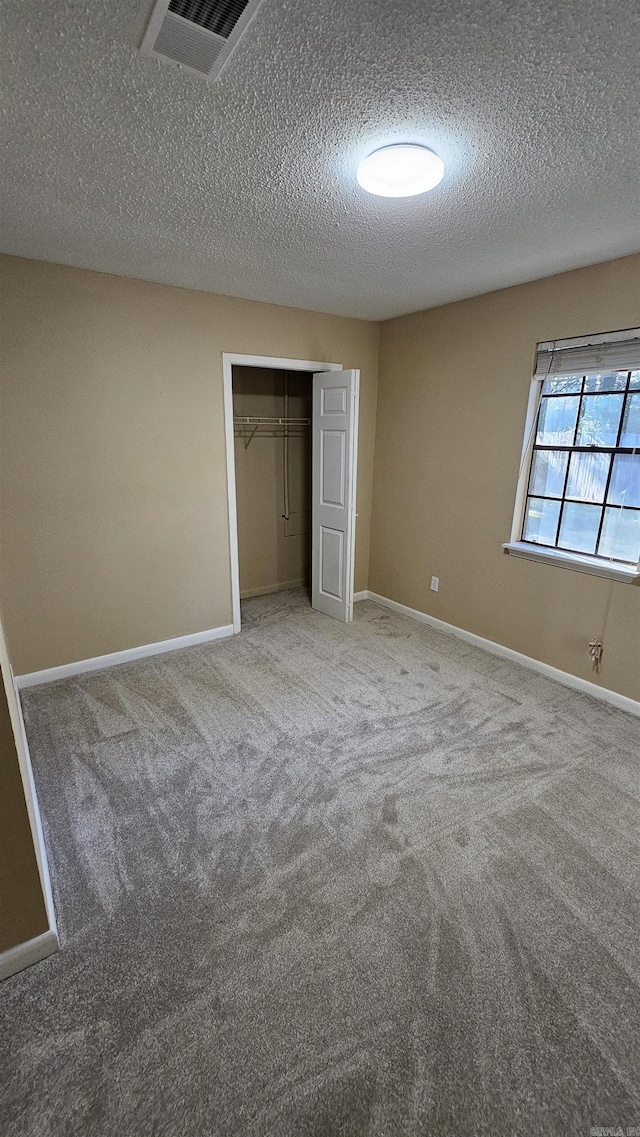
top-left (502, 541), bottom-right (640, 583)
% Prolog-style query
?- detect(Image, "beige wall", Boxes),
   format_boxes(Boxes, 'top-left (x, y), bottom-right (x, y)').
top-left (370, 254), bottom-right (640, 702)
top-left (1, 252), bottom-right (637, 699)
top-left (0, 645), bottom-right (48, 952)
top-left (0, 256), bottom-right (379, 674)
top-left (233, 367), bottom-right (312, 598)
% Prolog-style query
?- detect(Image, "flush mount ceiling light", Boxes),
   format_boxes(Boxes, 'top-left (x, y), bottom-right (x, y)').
top-left (356, 144), bottom-right (445, 198)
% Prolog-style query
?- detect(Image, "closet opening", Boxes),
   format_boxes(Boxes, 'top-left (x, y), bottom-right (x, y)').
top-left (232, 364), bottom-right (313, 605)
top-left (222, 353), bottom-right (360, 634)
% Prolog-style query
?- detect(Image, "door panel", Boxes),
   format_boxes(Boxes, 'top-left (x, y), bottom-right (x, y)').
top-left (320, 527), bottom-right (344, 598)
top-left (320, 431), bottom-right (346, 507)
top-left (312, 369), bottom-right (359, 621)
top-left (321, 386), bottom-right (348, 415)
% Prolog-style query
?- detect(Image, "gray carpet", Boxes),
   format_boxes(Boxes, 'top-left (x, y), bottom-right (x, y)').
top-left (1, 590), bottom-right (639, 1136)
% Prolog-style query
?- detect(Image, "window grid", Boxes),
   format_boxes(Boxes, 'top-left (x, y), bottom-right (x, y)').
top-left (522, 371), bottom-right (639, 564)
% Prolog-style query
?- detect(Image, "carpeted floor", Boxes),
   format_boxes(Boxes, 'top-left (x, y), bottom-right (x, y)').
top-left (1, 590), bottom-right (639, 1136)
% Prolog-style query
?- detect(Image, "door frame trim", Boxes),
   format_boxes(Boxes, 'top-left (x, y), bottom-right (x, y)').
top-left (222, 353), bottom-right (344, 634)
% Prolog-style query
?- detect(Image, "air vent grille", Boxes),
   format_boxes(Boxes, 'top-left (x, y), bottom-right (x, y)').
top-left (154, 11), bottom-right (224, 73)
top-left (168, 0), bottom-right (251, 39)
top-left (141, 0), bottom-right (264, 81)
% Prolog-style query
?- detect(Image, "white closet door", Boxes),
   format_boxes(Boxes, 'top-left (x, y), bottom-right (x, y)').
top-left (311, 369), bottom-right (359, 622)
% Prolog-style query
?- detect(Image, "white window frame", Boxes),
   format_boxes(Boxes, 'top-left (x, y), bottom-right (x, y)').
top-left (503, 329), bottom-right (640, 584)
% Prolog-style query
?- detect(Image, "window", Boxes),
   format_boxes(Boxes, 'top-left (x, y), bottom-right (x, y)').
top-left (506, 330), bottom-right (640, 580)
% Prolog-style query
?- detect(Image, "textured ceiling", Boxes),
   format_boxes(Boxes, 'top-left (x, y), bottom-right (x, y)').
top-left (2, 0), bottom-right (639, 320)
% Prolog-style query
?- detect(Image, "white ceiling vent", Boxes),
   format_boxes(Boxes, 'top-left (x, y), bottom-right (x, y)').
top-left (141, 0), bottom-right (265, 80)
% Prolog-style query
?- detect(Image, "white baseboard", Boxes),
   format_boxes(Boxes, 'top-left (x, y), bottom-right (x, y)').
top-left (353, 591), bottom-right (369, 602)
top-left (0, 929), bottom-right (59, 983)
top-left (15, 624), bottom-right (235, 689)
top-left (356, 591), bottom-right (640, 718)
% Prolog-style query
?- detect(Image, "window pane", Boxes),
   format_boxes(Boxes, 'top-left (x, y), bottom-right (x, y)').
top-left (598, 507), bottom-right (640, 564)
top-left (608, 454), bottom-right (640, 508)
top-left (584, 372), bottom-right (628, 392)
top-left (557, 502), bottom-right (601, 554)
top-left (536, 396), bottom-right (580, 445)
top-left (575, 394), bottom-right (624, 446)
top-left (565, 451), bottom-right (610, 502)
top-left (529, 450), bottom-right (568, 497)
top-left (542, 376), bottom-right (582, 395)
top-left (523, 497), bottom-right (561, 546)
top-left (620, 392), bottom-right (640, 447)
top-left (630, 371), bottom-right (640, 390)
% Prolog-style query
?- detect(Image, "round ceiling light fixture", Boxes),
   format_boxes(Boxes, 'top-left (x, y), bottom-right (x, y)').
top-left (356, 143), bottom-right (445, 198)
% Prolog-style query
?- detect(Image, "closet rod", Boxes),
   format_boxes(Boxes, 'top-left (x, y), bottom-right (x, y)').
top-left (233, 416), bottom-right (310, 426)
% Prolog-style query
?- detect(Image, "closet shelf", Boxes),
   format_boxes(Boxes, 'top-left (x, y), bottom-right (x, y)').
top-left (233, 416), bottom-right (310, 426)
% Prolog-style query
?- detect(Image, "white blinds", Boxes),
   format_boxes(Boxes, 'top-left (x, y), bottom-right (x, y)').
top-left (534, 334), bottom-right (640, 379)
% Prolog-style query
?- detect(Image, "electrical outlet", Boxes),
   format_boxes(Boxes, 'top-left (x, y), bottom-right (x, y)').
top-left (430, 576), bottom-right (439, 592)
top-left (588, 639), bottom-right (603, 670)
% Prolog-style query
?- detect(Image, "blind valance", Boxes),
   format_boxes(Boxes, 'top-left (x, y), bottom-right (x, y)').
top-left (534, 333), bottom-right (640, 379)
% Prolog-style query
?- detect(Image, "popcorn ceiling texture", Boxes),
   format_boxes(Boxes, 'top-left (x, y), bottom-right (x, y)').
top-left (2, 0), bottom-right (639, 320)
